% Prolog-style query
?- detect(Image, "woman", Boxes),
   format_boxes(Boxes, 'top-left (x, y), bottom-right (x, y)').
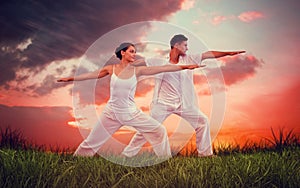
top-left (57, 42), bottom-right (199, 157)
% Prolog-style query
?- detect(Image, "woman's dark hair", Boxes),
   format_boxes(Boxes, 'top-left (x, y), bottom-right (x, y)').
top-left (115, 42), bottom-right (135, 60)
top-left (170, 34), bottom-right (188, 49)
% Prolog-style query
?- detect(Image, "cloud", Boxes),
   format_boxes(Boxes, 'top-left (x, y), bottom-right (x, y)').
top-left (16, 38), bottom-right (32, 51)
top-left (206, 55), bottom-right (264, 86)
top-left (211, 15), bottom-right (234, 25)
top-left (181, 0), bottom-right (196, 10)
top-left (0, 0), bottom-right (184, 88)
top-left (238, 11), bottom-right (264, 23)
top-left (209, 11), bottom-right (264, 25)
top-left (3, 58), bottom-right (78, 97)
top-left (193, 55), bottom-right (263, 95)
top-left (31, 75), bottom-right (64, 96)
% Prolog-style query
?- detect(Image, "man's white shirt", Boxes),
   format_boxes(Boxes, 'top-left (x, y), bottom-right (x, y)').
top-left (145, 54), bottom-right (203, 108)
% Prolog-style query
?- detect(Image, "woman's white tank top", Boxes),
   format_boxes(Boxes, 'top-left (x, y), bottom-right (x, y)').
top-left (106, 66), bottom-right (137, 113)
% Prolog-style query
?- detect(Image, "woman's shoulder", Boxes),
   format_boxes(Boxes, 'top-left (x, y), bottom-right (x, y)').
top-left (101, 64), bottom-right (114, 75)
top-left (103, 64), bottom-right (113, 70)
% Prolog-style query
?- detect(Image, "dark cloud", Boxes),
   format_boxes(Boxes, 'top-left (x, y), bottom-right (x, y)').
top-left (192, 54), bottom-right (263, 95)
top-left (205, 55), bottom-right (264, 86)
top-left (0, 0), bottom-right (184, 88)
top-left (33, 75), bottom-right (65, 96)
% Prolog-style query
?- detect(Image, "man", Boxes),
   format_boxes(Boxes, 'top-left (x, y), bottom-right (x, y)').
top-left (122, 34), bottom-right (245, 157)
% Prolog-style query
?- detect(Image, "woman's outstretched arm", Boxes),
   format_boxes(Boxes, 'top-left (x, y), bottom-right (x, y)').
top-left (57, 66), bottom-right (110, 82)
top-left (131, 58), bottom-right (147, 66)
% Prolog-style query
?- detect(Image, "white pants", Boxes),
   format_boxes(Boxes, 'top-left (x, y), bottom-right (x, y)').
top-left (74, 107), bottom-right (171, 157)
top-left (122, 103), bottom-right (213, 157)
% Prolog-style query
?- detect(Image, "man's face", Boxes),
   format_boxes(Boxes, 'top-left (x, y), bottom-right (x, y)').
top-left (174, 40), bottom-right (188, 55)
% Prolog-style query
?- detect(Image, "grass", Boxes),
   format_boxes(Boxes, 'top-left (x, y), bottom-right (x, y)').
top-left (0, 126), bottom-right (299, 187)
top-left (1, 148), bottom-right (299, 187)
top-left (177, 127), bottom-right (300, 157)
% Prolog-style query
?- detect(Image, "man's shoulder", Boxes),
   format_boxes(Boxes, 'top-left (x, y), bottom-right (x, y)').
top-left (181, 53), bottom-right (201, 59)
top-left (180, 54), bottom-right (202, 64)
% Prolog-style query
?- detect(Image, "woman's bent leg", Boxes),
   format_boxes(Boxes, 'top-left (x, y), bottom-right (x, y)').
top-left (74, 113), bottom-right (121, 157)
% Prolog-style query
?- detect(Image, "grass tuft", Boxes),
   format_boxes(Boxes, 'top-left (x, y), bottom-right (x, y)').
top-left (264, 127), bottom-right (300, 153)
top-left (0, 126), bottom-right (27, 150)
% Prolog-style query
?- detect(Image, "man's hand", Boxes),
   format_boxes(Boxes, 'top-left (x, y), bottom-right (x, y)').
top-left (181, 64), bottom-right (206, 70)
top-left (228, 51), bottom-right (246, 56)
top-left (57, 77), bottom-right (73, 82)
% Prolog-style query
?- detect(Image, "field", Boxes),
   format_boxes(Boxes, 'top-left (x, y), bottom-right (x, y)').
top-left (1, 127), bottom-right (299, 187)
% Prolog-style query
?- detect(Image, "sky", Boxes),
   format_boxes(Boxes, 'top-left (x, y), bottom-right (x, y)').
top-left (0, 0), bottom-right (299, 151)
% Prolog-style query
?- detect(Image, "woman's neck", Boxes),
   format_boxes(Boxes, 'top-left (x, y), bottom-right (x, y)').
top-left (119, 59), bottom-right (131, 68)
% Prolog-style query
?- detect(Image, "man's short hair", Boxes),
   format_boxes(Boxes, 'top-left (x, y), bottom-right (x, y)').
top-left (170, 34), bottom-right (188, 49)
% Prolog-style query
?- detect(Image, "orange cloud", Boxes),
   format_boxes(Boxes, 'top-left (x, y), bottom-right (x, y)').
top-left (211, 15), bottom-right (228, 25)
top-left (181, 0), bottom-right (195, 10)
top-left (210, 11), bottom-right (264, 25)
top-left (238, 11), bottom-right (264, 23)
top-left (211, 14), bottom-right (235, 25)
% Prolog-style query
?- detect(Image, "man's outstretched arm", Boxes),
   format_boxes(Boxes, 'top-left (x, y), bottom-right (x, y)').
top-left (201, 50), bottom-right (245, 61)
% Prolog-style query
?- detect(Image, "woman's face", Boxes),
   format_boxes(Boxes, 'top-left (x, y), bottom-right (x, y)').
top-left (122, 45), bottom-right (136, 62)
